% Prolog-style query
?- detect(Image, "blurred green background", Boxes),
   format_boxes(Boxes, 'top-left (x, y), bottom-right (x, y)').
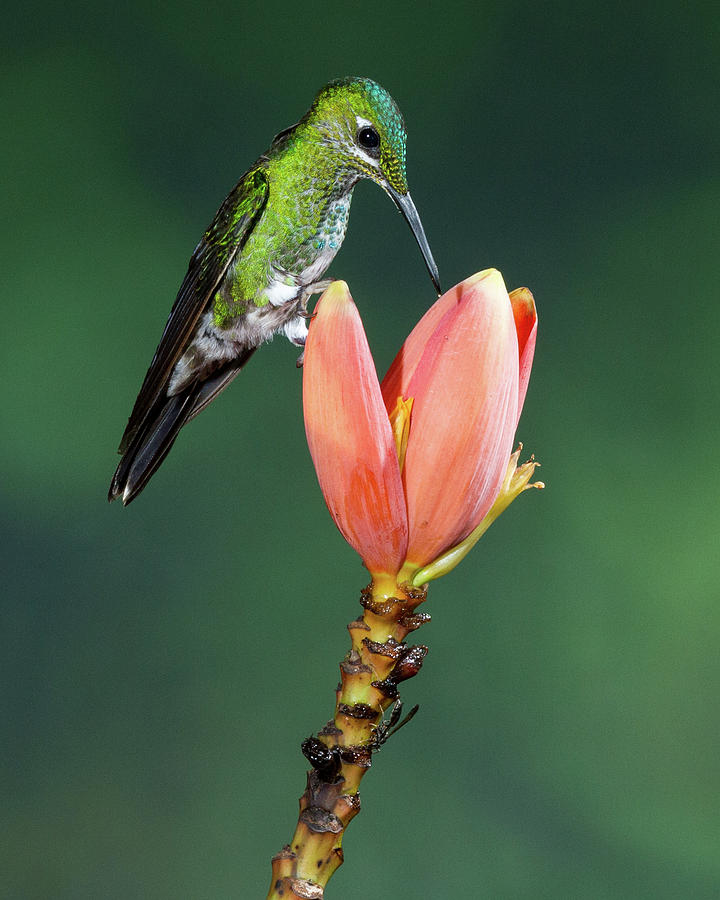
top-left (3, 2), bottom-right (718, 897)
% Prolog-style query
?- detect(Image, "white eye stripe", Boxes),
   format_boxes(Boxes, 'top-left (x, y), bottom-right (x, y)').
top-left (342, 142), bottom-right (380, 168)
top-left (355, 115), bottom-right (373, 129)
top-left (354, 147), bottom-right (380, 167)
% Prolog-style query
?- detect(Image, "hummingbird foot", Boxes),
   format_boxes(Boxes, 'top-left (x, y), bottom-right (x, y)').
top-left (297, 279), bottom-right (333, 318)
top-left (306, 278), bottom-right (333, 294)
top-left (287, 280), bottom-right (333, 368)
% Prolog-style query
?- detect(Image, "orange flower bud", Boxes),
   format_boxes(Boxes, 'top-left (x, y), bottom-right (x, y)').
top-left (303, 271), bottom-right (539, 586)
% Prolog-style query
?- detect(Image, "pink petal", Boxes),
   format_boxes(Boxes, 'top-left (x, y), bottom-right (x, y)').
top-left (380, 277), bottom-right (472, 414)
top-left (302, 282), bottom-right (408, 577)
top-left (509, 287), bottom-right (538, 427)
top-left (397, 270), bottom-right (520, 568)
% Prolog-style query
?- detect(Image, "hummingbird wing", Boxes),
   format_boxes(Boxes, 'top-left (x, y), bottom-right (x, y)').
top-left (109, 350), bottom-right (256, 505)
top-left (116, 167), bottom-right (269, 455)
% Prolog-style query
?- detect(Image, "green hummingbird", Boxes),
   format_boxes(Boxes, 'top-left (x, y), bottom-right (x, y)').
top-left (109, 76), bottom-right (440, 505)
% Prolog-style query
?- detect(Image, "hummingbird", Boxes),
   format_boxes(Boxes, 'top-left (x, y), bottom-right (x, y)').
top-left (109, 76), bottom-right (440, 505)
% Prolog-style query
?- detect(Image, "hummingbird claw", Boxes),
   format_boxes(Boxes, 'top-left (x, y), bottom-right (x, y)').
top-left (296, 350), bottom-right (305, 368)
top-left (298, 279), bottom-right (333, 318)
top-left (307, 278), bottom-right (333, 294)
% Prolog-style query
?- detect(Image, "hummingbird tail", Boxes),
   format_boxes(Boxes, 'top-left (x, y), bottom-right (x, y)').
top-left (108, 350), bottom-right (256, 505)
top-left (108, 392), bottom-right (195, 506)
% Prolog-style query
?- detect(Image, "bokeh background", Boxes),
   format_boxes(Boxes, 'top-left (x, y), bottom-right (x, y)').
top-left (3, 2), bottom-right (718, 897)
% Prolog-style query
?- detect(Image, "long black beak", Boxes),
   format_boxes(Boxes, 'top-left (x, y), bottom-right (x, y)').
top-left (385, 184), bottom-right (441, 295)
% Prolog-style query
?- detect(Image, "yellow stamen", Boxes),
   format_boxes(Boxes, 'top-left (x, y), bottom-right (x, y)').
top-left (411, 444), bottom-right (544, 586)
top-left (388, 396), bottom-right (414, 473)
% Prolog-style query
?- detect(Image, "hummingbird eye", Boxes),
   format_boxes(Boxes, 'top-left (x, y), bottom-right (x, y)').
top-left (357, 126), bottom-right (380, 153)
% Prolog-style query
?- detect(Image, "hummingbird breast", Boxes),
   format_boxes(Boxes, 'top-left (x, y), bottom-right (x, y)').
top-left (294, 192), bottom-right (353, 284)
top-left (167, 185), bottom-right (355, 397)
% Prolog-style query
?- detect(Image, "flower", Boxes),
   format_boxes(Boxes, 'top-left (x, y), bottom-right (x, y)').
top-left (302, 270), bottom-right (539, 591)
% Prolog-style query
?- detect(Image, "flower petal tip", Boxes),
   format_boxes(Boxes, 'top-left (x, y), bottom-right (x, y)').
top-left (320, 279), bottom-right (351, 307)
top-left (461, 268), bottom-right (507, 294)
top-left (509, 286), bottom-right (536, 316)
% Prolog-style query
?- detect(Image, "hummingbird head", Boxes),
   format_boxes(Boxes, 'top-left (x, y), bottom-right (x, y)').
top-left (307, 77), bottom-right (441, 293)
top-left (309, 77), bottom-right (409, 193)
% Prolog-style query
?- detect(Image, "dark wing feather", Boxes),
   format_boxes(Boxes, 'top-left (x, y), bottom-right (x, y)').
top-left (117, 167), bottom-right (269, 454)
top-left (183, 348), bottom-right (257, 426)
top-left (108, 348), bottom-right (257, 504)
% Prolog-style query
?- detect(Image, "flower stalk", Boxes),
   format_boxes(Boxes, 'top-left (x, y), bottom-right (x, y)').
top-left (267, 579), bottom-right (430, 899)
